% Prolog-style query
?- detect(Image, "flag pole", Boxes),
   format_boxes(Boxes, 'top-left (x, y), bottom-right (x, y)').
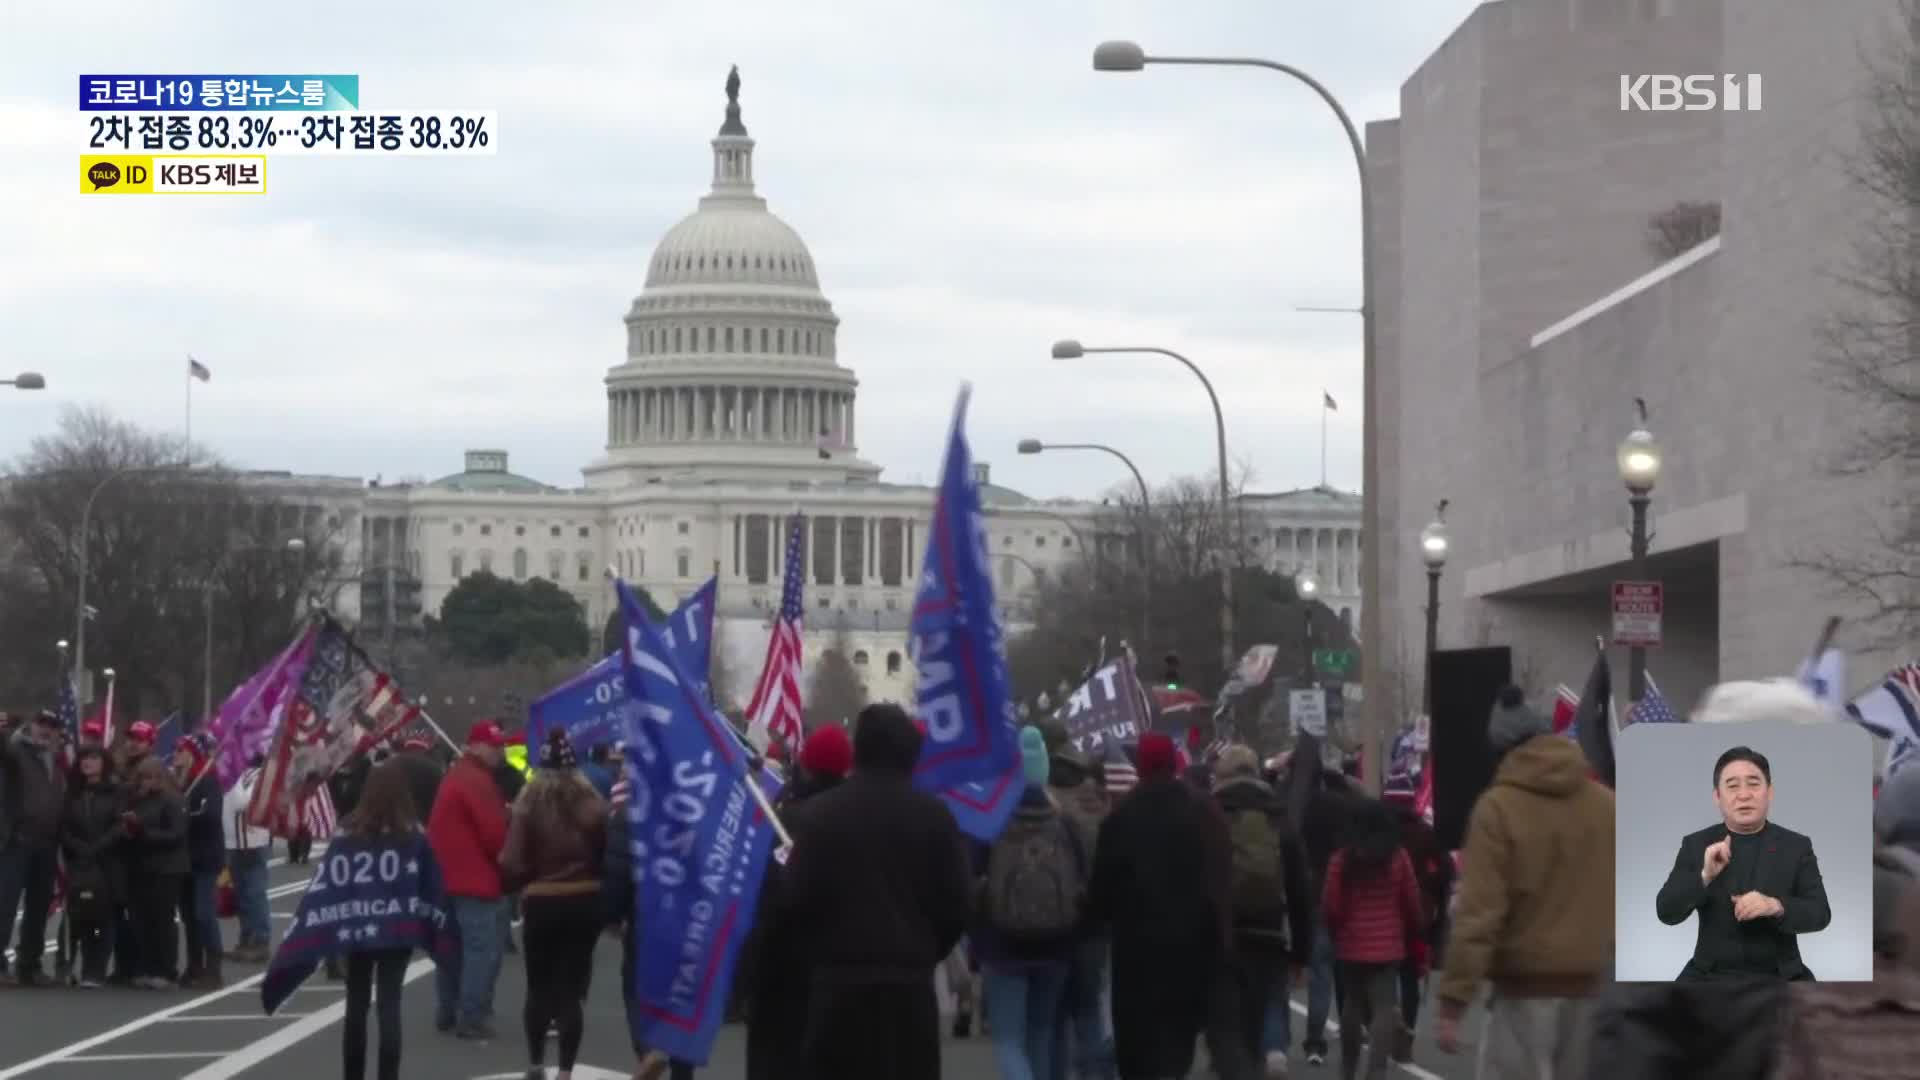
top-left (1320, 394), bottom-right (1328, 488)
top-left (1808, 615), bottom-right (1843, 665)
top-left (184, 359), bottom-right (192, 467)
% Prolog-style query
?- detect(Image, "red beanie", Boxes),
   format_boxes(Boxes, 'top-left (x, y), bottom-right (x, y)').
top-left (1186, 726), bottom-right (1204, 751)
top-left (1137, 732), bottom-right (1177, 779)
top-left (799, 725), bottom-right (854, 779)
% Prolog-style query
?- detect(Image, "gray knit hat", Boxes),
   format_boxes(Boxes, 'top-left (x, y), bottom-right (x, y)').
top-left (1487, 685), bottom-right (1550, 754)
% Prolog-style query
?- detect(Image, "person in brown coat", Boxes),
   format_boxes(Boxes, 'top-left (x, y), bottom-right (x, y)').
top-left (1435, 687), bottom-right (1614, 1079)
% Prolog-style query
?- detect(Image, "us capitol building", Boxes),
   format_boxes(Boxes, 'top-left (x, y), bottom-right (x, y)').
top-left (246, 73), bottom-right (1363, 705)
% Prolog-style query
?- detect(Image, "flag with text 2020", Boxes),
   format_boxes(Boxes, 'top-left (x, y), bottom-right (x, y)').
top-left (909, 385), bottom-right (1020, 831)
top-left (529, 577), bottom-right (718, 755)
top-left (616, 578), bottom-right (776, 1066)
top-left (261, 832), bottom-right (456, 1015)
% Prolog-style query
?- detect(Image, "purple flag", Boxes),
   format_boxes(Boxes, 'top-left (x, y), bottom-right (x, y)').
top-left (207, 624), bottom-right (318, 790)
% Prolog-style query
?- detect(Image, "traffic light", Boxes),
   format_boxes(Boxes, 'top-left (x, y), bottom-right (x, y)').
top-left (1161, 652), bottom-right (1182, 689)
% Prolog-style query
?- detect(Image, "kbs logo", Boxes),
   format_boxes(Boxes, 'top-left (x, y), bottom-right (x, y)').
top-left (1619, 74), bottom-right (1762, 111)
top-left (157, 158), bottom-right (264, 192)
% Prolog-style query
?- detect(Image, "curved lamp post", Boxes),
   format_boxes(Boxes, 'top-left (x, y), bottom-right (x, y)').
top-left (1617, 399), bottom-right (1662, 703)
top-left (1419, 500), bottom-right (1449, 715)
top-left (1019, 437), bottom-right (1154, 646)
top-left (1089, 39), bottom-right (1382, 791)
top-left (1052, 339), bottom-right (1234, 672)
top-left (3, 372), bottom-right (46, 390)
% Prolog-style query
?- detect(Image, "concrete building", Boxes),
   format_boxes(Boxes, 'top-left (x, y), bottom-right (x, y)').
top-left (235, 77), bottom-right (1366, 708)
top-left (1369, 0), bottom-right (1908, 717)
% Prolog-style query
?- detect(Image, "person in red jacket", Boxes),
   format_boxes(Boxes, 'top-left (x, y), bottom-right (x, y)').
top-left (426, 721), bottom-right (511, 1040)
top-left (1320, 798), bottom-right (1425, 1080)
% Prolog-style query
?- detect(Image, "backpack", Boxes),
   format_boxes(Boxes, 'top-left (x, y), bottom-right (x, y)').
top-left (1228, 807), bottom-right (1288, 921)
top-left (984, 808), bottom-right (1086, 940)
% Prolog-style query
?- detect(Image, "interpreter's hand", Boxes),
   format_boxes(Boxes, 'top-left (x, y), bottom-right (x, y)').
top-left (1702, 833), bottom-right (1733, 885)
top-left (1435, 1014), bottom-right (1461, 1054)
top-left (1733, 892), bottom-right (1784, 921)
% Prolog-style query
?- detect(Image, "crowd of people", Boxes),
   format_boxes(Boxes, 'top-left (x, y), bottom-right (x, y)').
top-left (9, 677), bottom-right (1920, 1080)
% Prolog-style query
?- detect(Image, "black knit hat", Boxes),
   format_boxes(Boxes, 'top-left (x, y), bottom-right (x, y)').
top-left (540, 727), bottom-right (577, 770)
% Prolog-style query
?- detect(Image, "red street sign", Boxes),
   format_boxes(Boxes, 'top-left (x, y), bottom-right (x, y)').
top-left (1611, 580), bottom-right (1663, 647)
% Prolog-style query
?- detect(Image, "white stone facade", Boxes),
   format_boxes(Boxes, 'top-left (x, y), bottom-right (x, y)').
top-left (1369, 0), bottom-right (1908, 714)
top-left (243, 82), bottom-right (1365, 708)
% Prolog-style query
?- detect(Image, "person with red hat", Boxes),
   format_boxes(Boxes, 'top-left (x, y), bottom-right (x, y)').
top-left (1086, 730), bottom-right (1235, 1080)
top-left (425, 720), bottom-right (512, 1039)
top-left (742, 723), bottom-right (855, 1080)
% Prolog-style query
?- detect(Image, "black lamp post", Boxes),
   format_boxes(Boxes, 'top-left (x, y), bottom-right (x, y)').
top-left (1419, 500), bottom-right (1449, 716)
top-left (1617, 400), bottom-right (1663, 704)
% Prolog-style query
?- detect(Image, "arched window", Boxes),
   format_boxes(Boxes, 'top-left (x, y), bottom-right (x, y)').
top-left (776, 328), bottom-right (786, 353)
top-left (478, 549), bottom-right (494, 574)
top-left (724, 327), bottom-right (734, 352)
top-left (547, 551), bottom-right (563, 579)
top-left (449, 552), bottom-right (464, 579)
top-left (513, 548), bottom-right (528, 579)
top-left (853, 650), bottom-right (869, 666)
top-left (673, 327), bottom-right (683, 351)
top-left (759, 327), bottom-right (768, 351)
top-left (886, 650), bottom-right (902, 675)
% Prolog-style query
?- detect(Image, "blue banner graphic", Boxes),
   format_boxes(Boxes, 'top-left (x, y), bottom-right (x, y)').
top-left (261, 833), bottom-right (455, 1015)
top-left (615, 579), bottom-right (777, 1066)
top-left (937, 761), bottom-right (1026, 842)
top-left (528, 578), bottom-right (716, 756)
top-left (909, 385), bottom-right (1020, 833)
top-left (80, 75), bottom-right (359, 111)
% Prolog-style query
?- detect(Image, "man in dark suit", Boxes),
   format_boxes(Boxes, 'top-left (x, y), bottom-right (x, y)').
top-left (1656, 745), bottom-right (1831, 981)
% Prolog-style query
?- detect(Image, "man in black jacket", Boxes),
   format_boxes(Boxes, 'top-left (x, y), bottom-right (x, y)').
top-left (0, 711), bottom-right (67, 985)
top-left (766, 703), bottom-right (971, 1080)
top-left (1656, 744), bottom-right (1831, 981)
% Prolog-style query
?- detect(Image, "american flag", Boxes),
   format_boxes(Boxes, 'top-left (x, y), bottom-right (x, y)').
top-left (1629, 678), bottom-right (1682, 725)
top-left (1101, 735), bottom-right (1137, 796)
top-left (1552, 684), bottom-right (1581, 737)
top-left (745, 514), bottom-right (806, 752)
top-left (1849, 662), bottom-right (1920, 775)
top-left (54, 674), bottom-right (79, 771)
top-left (301, 783), bottom-right (337, 840)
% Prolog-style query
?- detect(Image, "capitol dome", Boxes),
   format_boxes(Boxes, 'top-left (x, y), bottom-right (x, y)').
top-left (588, 67), bottom-right (874, 489)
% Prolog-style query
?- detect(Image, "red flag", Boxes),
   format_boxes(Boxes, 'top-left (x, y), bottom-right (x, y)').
top-left (1552, 684), bottom-right (1579, 734)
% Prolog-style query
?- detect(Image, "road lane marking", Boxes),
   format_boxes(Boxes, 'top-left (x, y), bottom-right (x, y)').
top-left (179, 957), bottom-right (435, 1080)
top-left (0, 971), bottom-right (270, 1078)
top-left (54, 1052), bottom-right (226, 1063)
top-left (164, 1013), bottom-right (312, 1021)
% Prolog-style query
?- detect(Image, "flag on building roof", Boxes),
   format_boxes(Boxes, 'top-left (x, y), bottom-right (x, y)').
top-left (1101, 734), bottom-right (1136, 797)
top-left (745, 514), bottom-right (805, 754)
top-left (1323, 391), bottom-right (1338, 411)
top-left (189, 355), bottom-right (210, 382)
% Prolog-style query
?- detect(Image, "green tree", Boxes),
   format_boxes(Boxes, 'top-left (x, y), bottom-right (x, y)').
top-left (600, 586), bottom-right (669, 656)
top-left (434, 572), bottom-right (590, 666)
top-left (805, 623), bottom-right (867, 730)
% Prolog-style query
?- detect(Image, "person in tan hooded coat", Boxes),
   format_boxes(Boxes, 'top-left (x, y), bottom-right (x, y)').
top-left (1435, 686), bottom-right (1615, 1078)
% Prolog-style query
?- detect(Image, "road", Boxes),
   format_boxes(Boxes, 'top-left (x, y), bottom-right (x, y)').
top-left (1, 850), bottom-right (1477, 1078)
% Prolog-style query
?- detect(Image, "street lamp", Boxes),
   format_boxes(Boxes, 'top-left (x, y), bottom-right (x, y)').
top-left (202, 536), bottom-right (306, 724)
top-left (1617, 399), bottom-right (1662, 703)
top-left (1018, 437), bottom-right (1154, 647)
top-left (1295, 570), bottom-right (1320, 735)
top-left (3, 372), bottom-right (46, 390)
top-left (1086, 41), bottom-right (1383, 793)
top-left (1420, 500), bottom-right (1449, 715)
top-left (1052, 339), bottom-right (1235, 673)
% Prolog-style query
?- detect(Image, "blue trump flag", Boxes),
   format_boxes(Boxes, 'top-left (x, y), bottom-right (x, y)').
top-left (261, 832), bottom-right (456, 1015)
top-left (909, 385), bottom-right (1022, 840)
top-left (529, 578), bottom-right (718, 755)
top-left (614, 578), bottom-right (778, 1066)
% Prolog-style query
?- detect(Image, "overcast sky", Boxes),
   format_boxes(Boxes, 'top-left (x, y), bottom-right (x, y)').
top-left (1, 0), bottom-right (1481, 502)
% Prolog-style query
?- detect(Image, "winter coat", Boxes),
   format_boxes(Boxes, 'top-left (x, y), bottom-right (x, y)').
top-left (181, 771), bottom-right (227, 874)
top-left (740, 771), bottom-right (844, 1080)
top-left (499, 779), bottom-right (606, 897)
top-left (1437, 733), bottom-right (1614, 1016)
top-left (0, 728), bottom-right (66, 850)
top-left (1321, 847), bottom-right (1423, 965)
top-left (1089, 775), bottom-right (1231, 1080)
top-left (1214, 775), bottom-right (1315, 956)
top-left (968, 786), bottom-right (1086, 971)
top-left (426, 754), bottom-right (511, 899)
top-left (762, 713), bottom-right (970, 1080)
top-left (123, 786), bottom-right (190, 877)
top-left (60, 779), bottom-right (129, 906)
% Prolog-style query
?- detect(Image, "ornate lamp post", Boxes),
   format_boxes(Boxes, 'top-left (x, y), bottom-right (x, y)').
top-left (1617, 400), bottom-right (1663, 704)
top-left (1419, 500), bottom-right (1449, 715)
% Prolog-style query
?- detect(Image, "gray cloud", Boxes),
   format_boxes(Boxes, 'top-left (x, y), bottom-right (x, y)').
top-left (1, 0), bottom-right (1478, 502)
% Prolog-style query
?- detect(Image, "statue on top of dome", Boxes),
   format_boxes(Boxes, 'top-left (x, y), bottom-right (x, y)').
top-left (726, 65), bottom-right (740, 106)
